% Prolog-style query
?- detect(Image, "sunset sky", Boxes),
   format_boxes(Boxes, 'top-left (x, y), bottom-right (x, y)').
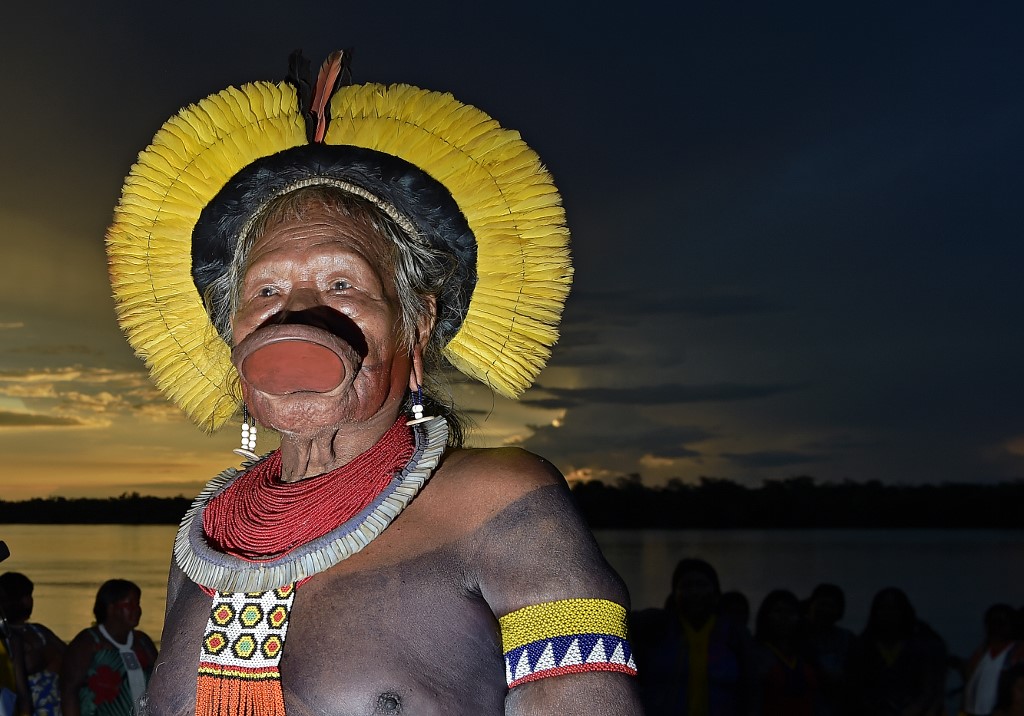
top-left (1, 2), bottom-right (1023, 498)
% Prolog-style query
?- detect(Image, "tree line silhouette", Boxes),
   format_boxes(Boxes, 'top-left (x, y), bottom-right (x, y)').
top-left (0, 493), bottom-right (190, 524)
top-left (0, 476), bottom-right (1022, 527)
top-left (572, 475), bottom-right (1024, 528)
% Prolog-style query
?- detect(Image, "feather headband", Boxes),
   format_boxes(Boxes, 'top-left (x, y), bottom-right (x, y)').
top-left (106, 51), bottom-right (572, 431)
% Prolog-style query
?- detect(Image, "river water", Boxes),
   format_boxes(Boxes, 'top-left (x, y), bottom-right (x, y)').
top-left (1, 524), bottom-right (1022, 661)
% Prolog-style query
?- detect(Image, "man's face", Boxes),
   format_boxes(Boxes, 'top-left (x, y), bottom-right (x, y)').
top-left (231, 206), bottom-right (413, 436)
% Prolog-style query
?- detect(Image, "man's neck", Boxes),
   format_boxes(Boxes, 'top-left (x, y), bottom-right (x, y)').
top-left (278, 413), bottom-right (401, 481)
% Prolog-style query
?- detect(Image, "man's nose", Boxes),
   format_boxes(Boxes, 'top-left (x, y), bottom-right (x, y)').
top-left (282, 285), bottom-right (321, 315)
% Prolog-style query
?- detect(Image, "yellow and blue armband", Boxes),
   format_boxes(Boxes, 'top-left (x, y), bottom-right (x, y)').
top-left (498, 598), bottom-right (637, 687)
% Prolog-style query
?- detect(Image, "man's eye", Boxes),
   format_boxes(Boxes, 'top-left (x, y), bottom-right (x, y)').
top-left (330, 280), bottom-right (351, 290)
top-left (257, 287), bottom-right (277, 297)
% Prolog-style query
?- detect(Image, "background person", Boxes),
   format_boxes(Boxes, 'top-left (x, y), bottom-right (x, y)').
top-left (963, 604), bottom-right (1024, 716)
top-left (60, 580), bottom-right (156, 716)
top-left (993, 663), bottom-right (1024, 716)
top-left (0, 572), bottom-right (65, 715)
top-left (804, 582), bottom-right (855, 716)
top-left (752, 589), bottom-right (818, 716)
top-left (1, 625), bottom-right (21, 715)
top-left (632, 558), bottom-right (755, 715)
top-left (849, 587), bottom-right (947, 716)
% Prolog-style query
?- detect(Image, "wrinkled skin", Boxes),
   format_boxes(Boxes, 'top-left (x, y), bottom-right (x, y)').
top-left (144, 208), bottom-right (642, 715)
top-left (230, 209), bottom-right (420, 480)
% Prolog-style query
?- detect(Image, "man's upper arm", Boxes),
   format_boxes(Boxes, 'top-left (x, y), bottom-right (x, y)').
top-left (164, 562), bottom-right (191, 624)
top-left (467, 451), bottom-right (643, 715)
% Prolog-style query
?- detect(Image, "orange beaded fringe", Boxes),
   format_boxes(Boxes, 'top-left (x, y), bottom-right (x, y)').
top-left (195, 672), bottom-right (285, 716)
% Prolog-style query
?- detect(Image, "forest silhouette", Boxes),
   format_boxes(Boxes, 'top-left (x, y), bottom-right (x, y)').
top-left (1, 476), bottom-right (1022, 527)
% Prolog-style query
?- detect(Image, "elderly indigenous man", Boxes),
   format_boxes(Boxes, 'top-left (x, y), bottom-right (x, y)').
top-left (105, 52), bottom-right (641, 716)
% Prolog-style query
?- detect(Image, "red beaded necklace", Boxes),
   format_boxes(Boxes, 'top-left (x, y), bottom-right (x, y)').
top-left (203, 418), bottom-right (414, 561)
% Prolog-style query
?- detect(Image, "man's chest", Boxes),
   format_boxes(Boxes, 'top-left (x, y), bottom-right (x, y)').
top-left (147, 556), bottom-right (507, 715)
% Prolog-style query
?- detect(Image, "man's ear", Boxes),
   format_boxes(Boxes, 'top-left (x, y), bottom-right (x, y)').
top-left (409, 296), bottom-right (436, 392)
top-left (409, 347), bottom-right (424, 393)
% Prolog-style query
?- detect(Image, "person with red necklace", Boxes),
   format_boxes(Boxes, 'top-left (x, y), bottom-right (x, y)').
top-left (105, 51), bottom-right (641, 716)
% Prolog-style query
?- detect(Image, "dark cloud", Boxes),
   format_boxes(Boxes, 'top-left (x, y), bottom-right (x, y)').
top-left (803, 435), bottom-right (885, 452)
top-left (524, 382), bottom-right (800, 409)
top-left (3, 345), bottom-right (103, 356)
top-left (517, 398), bottom-right (577, 410)
top-left (546, 345), bottom-right (643, 370)
top-left (516, 405), bottom-right (713, 475)
top-left (0, 411), bottom-right (87, 427)
top-left (653, 445), bottom-right (702, 460)
top-left (720, 450), bottom-right (827, 470)
top-left (565, 290), bottom-right (782, 324)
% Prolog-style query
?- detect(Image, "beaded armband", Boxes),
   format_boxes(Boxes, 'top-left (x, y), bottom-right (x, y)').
top-left (498, 598), bottom-right (637, 688)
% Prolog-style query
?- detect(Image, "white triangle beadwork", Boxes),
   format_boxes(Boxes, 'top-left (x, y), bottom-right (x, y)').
top-left (609, 641), bottom-right (626, 665)
top-left (586, 638), bottom-right (606, 664)
top-left (534, 643), bottom-right (557, 672)
top-left (559, 639), bottom-right (583, 667)
top-left (514, 651), bottom-right (532, 681)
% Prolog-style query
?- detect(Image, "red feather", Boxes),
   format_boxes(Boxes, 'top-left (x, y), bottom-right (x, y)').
top-left (311, 51), bottom-right (345, 142)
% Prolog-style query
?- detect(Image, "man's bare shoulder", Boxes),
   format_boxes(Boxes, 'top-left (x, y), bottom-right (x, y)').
top-left (421, 446), bottom-right (629, 616)
top-left (439, 445), bottom-right (563, 488)
top-left (423, 446), bottom-right (565, 527)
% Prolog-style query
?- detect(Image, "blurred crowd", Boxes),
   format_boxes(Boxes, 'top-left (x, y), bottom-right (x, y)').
top-left (0, 573), bottom-right (156, 716)
top-left (631, 558), bottom-right (1024, 716)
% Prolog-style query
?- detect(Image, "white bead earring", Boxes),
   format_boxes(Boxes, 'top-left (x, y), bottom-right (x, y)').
top-left (233, 404), bottom-right (260, 461)
top-left (407, 386), bottom-right (433, 425)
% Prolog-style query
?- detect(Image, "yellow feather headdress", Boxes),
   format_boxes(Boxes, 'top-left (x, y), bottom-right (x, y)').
top-left (106, 60), bottom-right (571, 431)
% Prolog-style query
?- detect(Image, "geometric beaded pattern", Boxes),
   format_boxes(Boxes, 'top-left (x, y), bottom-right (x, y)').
top-left (198, 584), bottom-right (295, 680)
top-left (498, 598), bottom-right (637, 687)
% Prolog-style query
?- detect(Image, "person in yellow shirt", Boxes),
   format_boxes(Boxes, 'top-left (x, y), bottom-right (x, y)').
top-left (2, 629), bottom-right (21, 715)
top-left (631, 558), bottom-right (757, 715)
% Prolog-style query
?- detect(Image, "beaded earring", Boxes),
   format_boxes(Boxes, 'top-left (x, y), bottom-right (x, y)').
top-left (407, 386), bottom-right (432, 425)
top-left (233, 404), bottom-right (260, 461)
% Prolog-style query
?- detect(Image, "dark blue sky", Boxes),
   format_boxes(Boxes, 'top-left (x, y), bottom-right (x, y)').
top-left (1, 1), bottom-right (1022, 495)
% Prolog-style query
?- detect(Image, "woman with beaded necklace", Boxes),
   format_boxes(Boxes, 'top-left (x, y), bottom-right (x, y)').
top-left (107, 52), bottom-right (642, 716)
top-left (61, 580), bottom-right (157, 716)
